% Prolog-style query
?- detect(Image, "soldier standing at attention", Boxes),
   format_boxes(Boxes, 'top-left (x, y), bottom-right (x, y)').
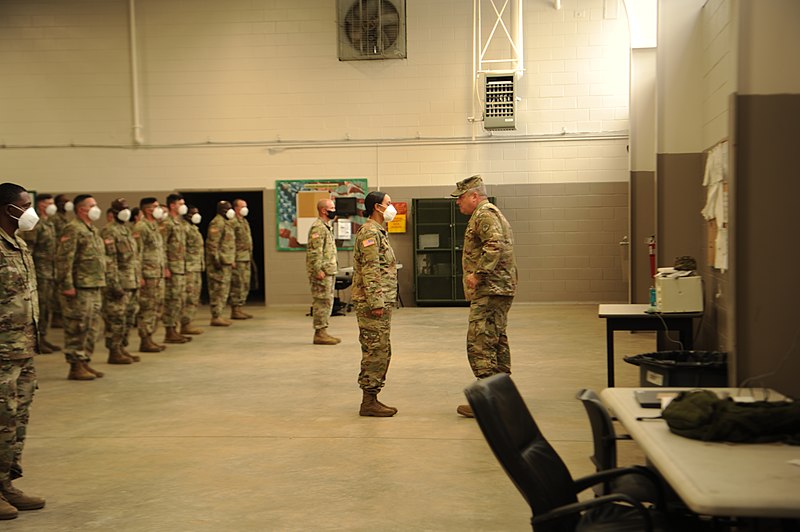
top-left (100, 199), bottom-right (141, 365)
top-left (132, 198), bottom-right (167, 353)
top-left (352, 191), bottom-right (398, 417)
top-left (229, 198), bottom-right (254, 320)
top-left (56, 194), bottom-right (106, 381)
top-left (20, 193), bottom-right (61, 354)
top-left (161, 194), bottom-right (192, 344)
top-left (180, 205), bottom-right (204, 336)
top-left (206, 200), bottom-right (236, 327)
top-left (49, 194), bottom-right (73, 329)
top-left (0, 182), bottom-right (47, 519)
top-left (451, 175), bottom-right (517, 418)
top-left (306, 198), bottom-right (341, 345)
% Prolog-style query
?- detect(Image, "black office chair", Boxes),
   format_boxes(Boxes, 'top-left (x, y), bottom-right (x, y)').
top-left (576, 388), bottom-right (661, 502)
top-left (465, 374), bottom-right (668, 532)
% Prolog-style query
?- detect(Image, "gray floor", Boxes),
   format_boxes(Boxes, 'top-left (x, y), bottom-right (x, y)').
top-left (8, 303), bottom-right (654, 531)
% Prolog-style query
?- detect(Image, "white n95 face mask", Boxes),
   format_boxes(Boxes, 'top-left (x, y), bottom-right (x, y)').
top-left (64, 201), bottom-right (74, 212)
top-left (226, 209), bottom-right (235, 220)
top-left (88, 205), bottom-right (102, 221)
top-left (239, 207), bottom-right (249, 217)
top-left (45, 203), bottom-right (58, 216)
top-left (152, 206), bottom-right (164, 220)
top-left (9, 204), bottom-right (40, 231)
top-left (382, 204), bottom-right (397, 222)
top-left (117, 209), bottom-right (131, 222)
top-left (178, 204), bottom-right (188, 216)
top-left (191, 213), bottom-right (202, 225)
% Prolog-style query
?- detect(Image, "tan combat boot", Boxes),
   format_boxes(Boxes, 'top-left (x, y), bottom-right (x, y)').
top-left (456, 404), bottom-right (475, 418)
top-left (139, 336), bottom-right (162, 353)
top-left (67, 362), bottom-right (95, 381)
top-left (230, 306), bottom-right (249, 320)
top-left (164, 327), bottom-right (191, 344)
top-left (107, 347), bottom-right (132, 365)
top-left (82, 361), bottom-right (104, 378)
top-left (120, 346), bottom-right (140, 362)
top-left (0, 480), bottom-right (45, 511)
top-left (359, 392), bottom-right (397, 417)
top-left (313, 329), bottom-right (339, 345)
top-left (0, 494), bottom-right (17, 520)
top-left (39, 342), bottom-right (53, 354)
top-left (210, 317), bottom-right (231, 327)
top-left (180, 322), bottom-right (204, 335)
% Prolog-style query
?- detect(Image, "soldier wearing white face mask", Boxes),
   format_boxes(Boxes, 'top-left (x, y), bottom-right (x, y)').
top-left (20, 193), bottom-right (61, 355)
top-left (229, 198), bottom-right (254, 320)
top-left (205, 200), bottom-right (237, 326)
top-left (180, 205), bottom-right (205, 335)
top-left (160, 193), bottom-right (192, 344)
top-left (132, 197), bottom-right (168, 353)
top-left (49, 194), bottom-right (73, 329)
top-left (55, 194), bottom-right (107, 381)
top-left (100, 198), bottom-right (142, 365)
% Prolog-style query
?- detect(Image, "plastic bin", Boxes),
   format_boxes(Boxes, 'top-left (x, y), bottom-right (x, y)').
top-left (623, 350), bottom-right (728, 387)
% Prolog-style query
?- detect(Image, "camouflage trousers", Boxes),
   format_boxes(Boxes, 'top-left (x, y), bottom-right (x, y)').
top-left (162, 273), bottom-right (186, 328)
top-left (356, 302), bottom-right (393, 393)
top-left (35, 276), bottom-right (55, 340)
top-left (138, 277), bottom-right (164, 338)
top-left (229, 261), bottom-right (251, 307)
top-left (207, 264), bottom-right (232, 319)
top-left (181, 271), bottom-right (203, 325)
top-left (0, 357), bottom-right (36, 483)
top-left (102, 288), bottom-right (139, 350)
top-left (467, 295), bottom-right (513, 379)
top-left (60, 288), bottom-right (102, 363)
top-left (309, 275), bottom-right (334, 330)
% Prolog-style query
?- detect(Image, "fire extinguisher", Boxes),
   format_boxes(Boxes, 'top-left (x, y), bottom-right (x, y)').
top-left (647, 236), bottom-right (657, 307)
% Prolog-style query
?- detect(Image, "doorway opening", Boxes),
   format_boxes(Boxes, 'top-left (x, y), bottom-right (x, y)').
top-left (179, 189), bottom-right (266, 304)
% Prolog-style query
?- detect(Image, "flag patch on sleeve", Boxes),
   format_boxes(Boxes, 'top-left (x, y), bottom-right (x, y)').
top-left (362, 238), bottom-right (376, 247)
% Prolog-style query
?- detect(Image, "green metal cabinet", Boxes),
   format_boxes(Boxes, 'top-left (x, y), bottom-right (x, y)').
top-left (412, 198), bottom-right (471, 306)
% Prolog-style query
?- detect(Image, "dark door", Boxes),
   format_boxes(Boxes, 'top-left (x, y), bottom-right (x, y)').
top-left (179, 190), bottom-right (266, 304)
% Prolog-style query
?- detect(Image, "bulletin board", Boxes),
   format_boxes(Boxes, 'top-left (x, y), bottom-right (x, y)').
top-left (276, 179), bottom-right (368, 251)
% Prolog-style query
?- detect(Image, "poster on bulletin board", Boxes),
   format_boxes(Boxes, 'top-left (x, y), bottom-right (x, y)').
top-left (276, 179), bottom-right (368, 251)
top-left (387, 201), bottom-right (407, 233)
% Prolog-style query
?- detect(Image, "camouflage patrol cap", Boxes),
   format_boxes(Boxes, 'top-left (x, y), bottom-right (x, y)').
top-left (450, 174), bottom-right (484, 197)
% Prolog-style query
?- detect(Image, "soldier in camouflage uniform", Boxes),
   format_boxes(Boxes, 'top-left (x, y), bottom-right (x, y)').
top-left (20, 194), bottom-right (61, 354)
top-left (161, 194), bottom-right (192, 344)
top-left (206, 201), bottom-right (236, 326)
top-left (132, 198), bottom-right (168, 353)
top-left (56, 194), bottom-right (107, 381)
top-left (180, 206), bottom-right (205, 335)
top-left (100, 199), bottom-right (142, 365)
top-left (0, 183), bottom-right (46, 519)
top-left (229, 199), bottom-right (254, 320)
top-left (306, 198), bottom-right (341, 345)
top-left (452, 175), bottom-right (518, 418)
top-left (49, 194), bottom-right (73, 329)
top-left (352, 192), bottom-right (398, 417)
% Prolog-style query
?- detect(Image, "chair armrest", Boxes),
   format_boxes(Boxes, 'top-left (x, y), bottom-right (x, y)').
top-left (573, 466), bottom-right (665, 507)
top-left (532, 492), bottom-right (654, 532)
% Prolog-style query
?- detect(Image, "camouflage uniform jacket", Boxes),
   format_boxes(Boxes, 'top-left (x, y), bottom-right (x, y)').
top-left (205, 214), bottom-right (236, 268)
top-left (231, 216), bottom-right (253, 262)
top-left (161, 215), bottom-right (187, 275)
top-left (462, 199), bottom-right (517, 300)
top-left (132, 219), bottom-right (165, 279)
top-left (20, 217), bottom-right (56, 280)
top-left (352, 219), bottom-right (397, 309)
top-left (0, 227), bottom-right (39, 360)
top-left (306, 218), bottom-right (337, 279)
top-left (52, 211), bottom-right (71, 237)
top-left (56, 219), bottom-right (107, 291)
top-left (101, 221), bottom-right (141, 291)
top-left (185, 223), bottom-right (205, 273)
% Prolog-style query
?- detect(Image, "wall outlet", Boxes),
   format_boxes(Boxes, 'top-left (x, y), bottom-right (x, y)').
top-left (574, 10), bottom-right (588, 19)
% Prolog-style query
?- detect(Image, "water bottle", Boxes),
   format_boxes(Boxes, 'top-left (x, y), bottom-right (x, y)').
top-left (649, 286), bottom-right (657, 308)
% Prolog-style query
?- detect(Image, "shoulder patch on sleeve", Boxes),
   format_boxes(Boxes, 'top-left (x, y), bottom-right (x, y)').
top-left (104, 238), bottom-right (114, 245)
top-left (60, 235), bottom-right (71, 242)
top-left (310, 232), bottom-right (320, 239)
top-left (362, 238), bottom-right (376, 247)
top-left (209, 227), bottom-right (219, 234)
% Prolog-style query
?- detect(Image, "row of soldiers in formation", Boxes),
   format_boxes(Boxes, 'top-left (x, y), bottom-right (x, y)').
top-left (21, 193), bottom-right (254, 381)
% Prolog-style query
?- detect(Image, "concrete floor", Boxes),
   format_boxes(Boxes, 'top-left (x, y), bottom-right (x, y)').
top-left (7, 303), bottom-right (653, 531)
